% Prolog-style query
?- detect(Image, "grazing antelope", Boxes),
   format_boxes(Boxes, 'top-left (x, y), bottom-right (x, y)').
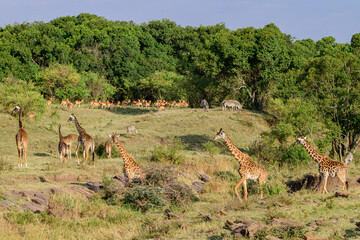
top-left (27, 113), bottom-right (36, 119)
top-left (75, 100), bottom-right (83, 108)
top-left (122, 100), bottom-right (129, 107)
top-left (109, 133), bottom-right (146, 182)
top-left (66, 101), bottom-right (73, 111)
top-left (105, 141), bottom-right (112, 159)
top-left (159, 104), bottom-right (165, 111)
top-left (61, 99), bottom-right (68, 107)
top-left (12, 106), bottom-right (29, 167)
top-left (46, 98), bottom-right (53, 106)
top-left (90, 100), bottom-right (99, 109)
top-left (68, 114), bottom-right (95, 166)
top-left (58, 125), bottom-right (69, 163)
top-left (213, 128), bottom-right (268, 201)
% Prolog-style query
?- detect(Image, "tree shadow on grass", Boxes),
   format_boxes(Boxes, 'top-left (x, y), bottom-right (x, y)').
top-left (34, 153), bottom-right (51, 157)
top-left (178, 134), bottom-right (212, 151)
top-left (111, 107), bottom-right (157, 115)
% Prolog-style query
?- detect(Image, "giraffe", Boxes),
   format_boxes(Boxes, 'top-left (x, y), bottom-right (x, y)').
top-left (295, 136), bottom-right (347, 193)
top-left (109, 133), bottom-right (146, 182)
top-left (58, 125), bottom-right (69, 163)
top-left (105, 141), bottom-right (112, 159)
top-left (213, 128), bottom-right (268, 201)
top-left (68, 114), bottom-right (95, 166)
top-left (12, 106), bottom-right (29, 167)
top-left (62, 133), bottom-right (78, 159)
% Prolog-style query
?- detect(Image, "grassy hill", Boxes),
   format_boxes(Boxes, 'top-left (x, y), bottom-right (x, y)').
top-left (0, 104), bottom-right (359, 239)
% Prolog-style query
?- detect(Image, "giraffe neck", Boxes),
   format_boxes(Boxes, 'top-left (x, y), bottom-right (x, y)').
top-left (302, 140), bottom-right (324, 164)
top-left (224, 134), bottom-right (249, 164)
top-left (19, 107), bottom-right (23, 129)
top-left (114, 139), bottom-right (136, 166)
top-left (72, 116), bottom-right (87, 136)
top-left (58, 127), bottom-right (63, 140)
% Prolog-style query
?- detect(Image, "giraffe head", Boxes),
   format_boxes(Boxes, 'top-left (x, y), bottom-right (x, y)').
top-left (109, 133), bottom-right (121, 143)
top-left (213, 128), bottom-right (226, 141)
top-left (11, 105), bottom-right (21, 114)
top-left (295, 136), bottom-right (307, 145)
top-left (68, 113), bottom-right (75, 122)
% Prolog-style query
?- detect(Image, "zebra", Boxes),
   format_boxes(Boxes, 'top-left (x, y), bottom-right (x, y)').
top-left (200, 99), bottom-right (209, 112)
top-left (222, 100), bottom-right (242, 111)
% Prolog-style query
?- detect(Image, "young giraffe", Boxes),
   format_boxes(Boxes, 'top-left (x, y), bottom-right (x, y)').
top-left (12, 106), bottom-right (29, 167)
top-left (295, 136), bottom-right (347, 193)
top-left (62, 133), bottom-right (79, 159)
top-left (105, 141), bottom-right (112, 159)
top-left (68, 114), bottom-right (95, 166)
top-left (213, 128), bottom-right (268, 201)
top-left (58, 125), bottom-right (69, 163)
top-left (109, 133), bottom-right (146, 182)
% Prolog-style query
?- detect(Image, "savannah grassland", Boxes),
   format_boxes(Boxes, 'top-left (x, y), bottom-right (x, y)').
top-left (0, 104), bottom-right (359, 240)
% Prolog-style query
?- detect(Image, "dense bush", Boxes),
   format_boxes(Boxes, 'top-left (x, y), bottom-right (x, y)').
top-left (123, 186), bottom-right (167, 212)
top-left (150, 138), bottom-right (188, 164)
top-left (0, 76), bottom-right (45, 114)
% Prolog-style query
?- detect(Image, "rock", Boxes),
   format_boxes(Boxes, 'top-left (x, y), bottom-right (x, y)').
top-left (199, 212), bottom-right (212, 222)
top-left (113, 175), bottom-right (127, 184)
top-left (265, 236), bottom-right (281, 240)
top-left (355, 222), bottom-right (360, 228)
top-left (231, 219), bottom-right (267, 238)
top-left (219, 210), bottom-right (227, 216)
top-left (164, 209), bottom-right (180, 219)
top-left (1, 200), bottom-right (14, 208)
top-left (22, 202), bottom-right (47, 213)
top-left (191, 181), bottom-right (205, 193)
top-left (304, 234), bottom-right (327, 240)
top-left (198, 173), bottom-right (211, 182)
top-left (271, 217), bottom-right (303, 228)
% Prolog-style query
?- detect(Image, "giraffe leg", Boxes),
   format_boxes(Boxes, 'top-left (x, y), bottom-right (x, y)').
top-left (75, 142), bottom-right (81, 165)
top-left (17, 148), bottom-right (21, 167)
top-left (83, 147), bottom-right (86, 165)
top-left (338, 170), bottom-right (347, 190)
top-left (259, 178), bottom-right (266, 200)
top-left (234, 177), bottom-right (247, 201)
top-left (243, 180), bottom-right (248, 201)
top-left (322, 173), bottom-right (329, 194)
top-left (23, 145), bottom-right (27, 167)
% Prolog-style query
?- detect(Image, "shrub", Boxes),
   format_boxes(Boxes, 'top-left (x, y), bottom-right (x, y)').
top-left (123, 186), bottom-right (167, 212)
top-left (0, 75), bottom-right (46, 114)
top-left (150, 137), bottom-right (188, 164)
top-left (144, 166), bottom-right (198, 206)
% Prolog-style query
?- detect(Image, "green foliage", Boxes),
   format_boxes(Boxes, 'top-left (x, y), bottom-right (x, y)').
top-left (0, 76), bottom-right (45, 114)
top-left (263, 179), bottom-right (288, 196)
top-left (150, 138), bottom-right (188, 164)
top-left (123, 186), bottom-right (167, 212)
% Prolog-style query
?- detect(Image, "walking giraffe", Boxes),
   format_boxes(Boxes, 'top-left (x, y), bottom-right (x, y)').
top-left (105, 141), bottom-right (112, 159)
top-left (68, 114), bottom-right (95, 166)
top-left (213, 128), bottom-right (268, 201)
top-left (61, 133), bottom-right (78, 159)
top-left (109, 133), bottom-right (146, 182)
top-left (295, 136), bottom-right (347, 193)
top-left (58, 125), bottom-right (69, 163)
top-left (12, 106), bottom-right (29, 167)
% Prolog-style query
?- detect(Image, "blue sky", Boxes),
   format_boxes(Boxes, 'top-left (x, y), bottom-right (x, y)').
top-left (0, 0), bottom-right (359, 43)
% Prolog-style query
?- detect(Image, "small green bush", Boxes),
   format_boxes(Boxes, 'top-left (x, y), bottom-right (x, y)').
top-left (123, 186), bottom-right (167, 212)
top-left (150, 137), bottom-right (188, 164)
